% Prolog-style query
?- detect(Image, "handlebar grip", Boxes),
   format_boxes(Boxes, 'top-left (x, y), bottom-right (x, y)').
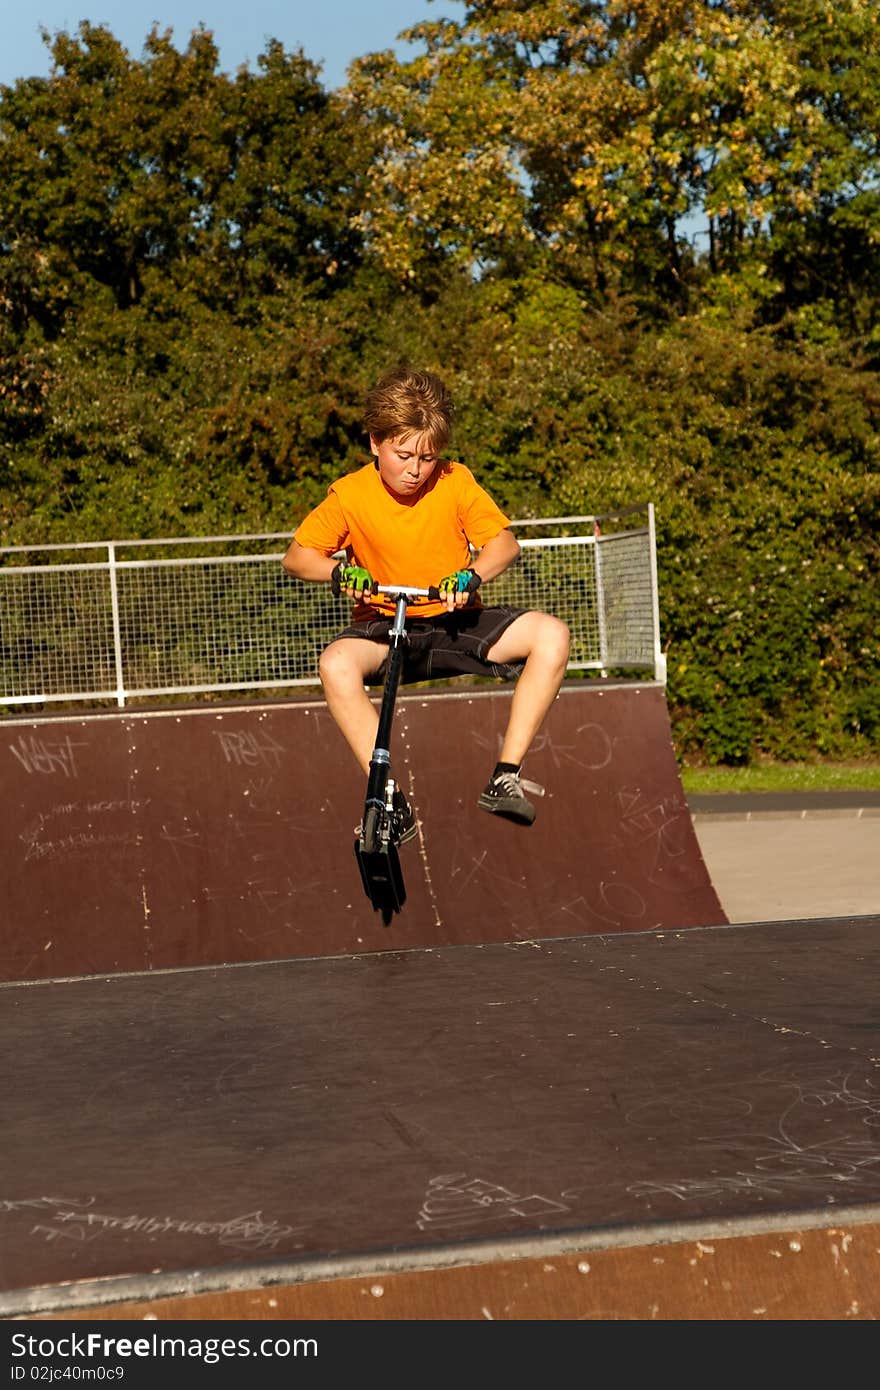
top-left (427, 585), bottom-right (440, 600)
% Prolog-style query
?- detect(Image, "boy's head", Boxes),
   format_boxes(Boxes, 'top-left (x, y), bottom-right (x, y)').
top-left (363, 367), bottom-right (454, 454)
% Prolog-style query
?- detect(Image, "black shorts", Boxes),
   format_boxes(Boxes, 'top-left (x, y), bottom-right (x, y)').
top-left (325, 605), bottom-right (527, 686)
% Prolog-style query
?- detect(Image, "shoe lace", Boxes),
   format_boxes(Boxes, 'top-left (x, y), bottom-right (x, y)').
top-left (494, 771), bottom-right (544, 798)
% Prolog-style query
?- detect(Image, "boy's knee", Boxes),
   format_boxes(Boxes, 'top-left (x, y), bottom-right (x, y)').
top-left (507, 612), bottom-right (570, 667)
top-left (318, 641), bottom-right (352, 687)
top-left (539, 614), bottom-right (570, 663)
top-left (319, 639), bottom-right (383, 693)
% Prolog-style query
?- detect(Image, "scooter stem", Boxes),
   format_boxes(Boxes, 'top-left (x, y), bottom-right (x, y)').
top-left (364, 592), bottom-right (409, 811)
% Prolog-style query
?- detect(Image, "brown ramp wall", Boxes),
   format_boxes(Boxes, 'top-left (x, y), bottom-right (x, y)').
top-left (0, 682), bottom-right (726, 982)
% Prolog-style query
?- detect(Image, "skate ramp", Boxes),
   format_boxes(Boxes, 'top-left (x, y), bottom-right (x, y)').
top-left (3, 913), bottom-right (879, 1320)
top-left (0, 682), bottom-right (725, 982)
top-left (4, 684), bottom-right (878, 1323)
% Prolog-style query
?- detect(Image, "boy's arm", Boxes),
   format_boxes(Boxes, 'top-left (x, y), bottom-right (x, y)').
top-left (283, 540), bottom-right (375, 599)
top-left (471, 527), bottom-right (520, 583)
top-left (281, 539), bottom-right (339, 584)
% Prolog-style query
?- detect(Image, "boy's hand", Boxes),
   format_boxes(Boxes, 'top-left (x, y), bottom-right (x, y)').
top-left (437, 568), bottom-right (482, 610)
top-left (331, 561), bottom-right (377, 599)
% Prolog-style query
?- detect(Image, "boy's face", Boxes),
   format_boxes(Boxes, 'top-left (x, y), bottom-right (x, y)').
top-left (371, 431), bottom-right (442, 498)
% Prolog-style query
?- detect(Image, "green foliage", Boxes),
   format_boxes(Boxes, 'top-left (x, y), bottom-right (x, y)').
top-left (0, 23), bottom-right (368, 316)
top-left (1, 12), bottom-right (878, 765)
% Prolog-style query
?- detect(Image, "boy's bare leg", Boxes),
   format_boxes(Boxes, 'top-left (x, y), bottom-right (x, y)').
top-left (318, 638), bottom-right (388, 775)
top-left (485, 612), bottom-right (571, 766)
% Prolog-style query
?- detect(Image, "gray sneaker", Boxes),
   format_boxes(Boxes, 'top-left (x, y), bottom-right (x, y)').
top-left (477, 770), bottom-right (544, 825)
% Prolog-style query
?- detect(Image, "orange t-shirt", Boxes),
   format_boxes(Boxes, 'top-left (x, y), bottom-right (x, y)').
top-left (294, 460), bottom-right (511, 619)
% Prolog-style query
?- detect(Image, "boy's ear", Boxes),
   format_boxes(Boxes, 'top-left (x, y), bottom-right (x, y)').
top-left (369, 434), bottom-right (380, 456)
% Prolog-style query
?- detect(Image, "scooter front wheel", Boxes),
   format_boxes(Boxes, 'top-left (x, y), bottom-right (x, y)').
top-left (361, 803), bottom-right (383, 855)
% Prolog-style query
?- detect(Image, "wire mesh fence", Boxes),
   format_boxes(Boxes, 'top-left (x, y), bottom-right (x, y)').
top-left (0, 505), bottom-right (663, 709)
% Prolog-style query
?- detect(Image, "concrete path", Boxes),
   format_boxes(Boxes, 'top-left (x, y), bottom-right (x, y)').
top-left (690, 793), bottom-right (880, 925)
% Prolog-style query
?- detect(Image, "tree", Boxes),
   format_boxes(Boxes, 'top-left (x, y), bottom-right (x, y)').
top-left (344, 0), bottom-right (880, 319)
top-left (0, 22), bottom-right (371, 317)
top-left (757, 0), bottom-right (880, 340)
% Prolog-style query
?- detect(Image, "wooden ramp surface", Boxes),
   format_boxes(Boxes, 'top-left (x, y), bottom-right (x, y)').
top-left (3, 914), bottom-right (879, 1319)
top-left (0, 682), bottom-right (725, 982)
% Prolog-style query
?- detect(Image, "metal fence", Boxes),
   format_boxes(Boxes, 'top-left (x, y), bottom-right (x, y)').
top-left (0, 504), bottom-right (664, 709)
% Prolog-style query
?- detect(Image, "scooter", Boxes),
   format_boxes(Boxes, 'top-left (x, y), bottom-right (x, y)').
top-left (354, 583), bottom-right (439, 924)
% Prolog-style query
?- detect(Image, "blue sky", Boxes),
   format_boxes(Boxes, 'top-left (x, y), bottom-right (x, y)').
top-left (1, 0), bottom-right (462, 90)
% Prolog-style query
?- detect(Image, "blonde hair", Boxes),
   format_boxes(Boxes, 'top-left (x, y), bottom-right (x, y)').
top-left (363, 367), bottom-right (454, 450)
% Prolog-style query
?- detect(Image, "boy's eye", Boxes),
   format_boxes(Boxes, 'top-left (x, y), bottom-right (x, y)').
top-left (395, 450), bottom-right (437, 464)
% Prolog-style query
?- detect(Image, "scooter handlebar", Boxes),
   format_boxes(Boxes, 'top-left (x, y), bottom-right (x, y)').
top-left (374, 583), bottom-right (441, 602)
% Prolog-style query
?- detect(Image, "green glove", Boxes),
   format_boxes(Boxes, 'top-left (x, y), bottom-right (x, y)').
top-left (437, 568), bottom-right (482, 604)
top-left (331, 561), bottom-right (376, 598)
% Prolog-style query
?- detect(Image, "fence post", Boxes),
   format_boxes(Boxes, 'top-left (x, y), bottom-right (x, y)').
top-left (648, 504), bottom-right (667, 684)
top-left (592, 519), bottom-right (609, 676)
top-left (107, 542), bottom-right (126, 707)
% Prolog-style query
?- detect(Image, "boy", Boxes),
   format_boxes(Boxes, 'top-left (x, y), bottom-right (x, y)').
top-left (282, 366), bottom-right (570, 843)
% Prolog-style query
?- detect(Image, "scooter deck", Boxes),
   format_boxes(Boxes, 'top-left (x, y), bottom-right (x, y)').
top-left (354, 835), bottom-right (406, 925)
